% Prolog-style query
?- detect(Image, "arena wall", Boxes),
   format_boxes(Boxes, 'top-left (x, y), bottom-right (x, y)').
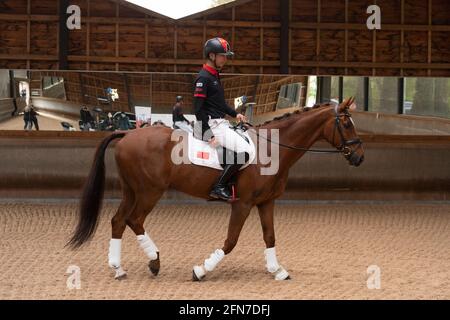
top-left (0, 131), bottom-right (448, 200)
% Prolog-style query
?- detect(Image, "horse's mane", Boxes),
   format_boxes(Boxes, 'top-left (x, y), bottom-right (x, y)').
top-left (256, 102), bottom-right (335, 128)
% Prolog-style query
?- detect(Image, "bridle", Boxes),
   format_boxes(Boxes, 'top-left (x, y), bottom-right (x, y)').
top-left (331, 106), bottom-right (363, 157)
top-left (239, 105), bottom-right (363, 156)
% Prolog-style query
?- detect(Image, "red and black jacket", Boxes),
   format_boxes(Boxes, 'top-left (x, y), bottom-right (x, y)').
top-left (193, 64), bottom-right (237, 141)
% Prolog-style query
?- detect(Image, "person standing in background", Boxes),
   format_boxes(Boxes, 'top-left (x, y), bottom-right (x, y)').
top-left (80, 106), bottom-right (94, 131)
top-left (117, 112), bottom-right (132, 130)
top-left (23, 106), bottom-right (32, 130)
top-left (30, 105), bottom-right (39, 131)
top-left (172, 95), bottom-right (193, 132)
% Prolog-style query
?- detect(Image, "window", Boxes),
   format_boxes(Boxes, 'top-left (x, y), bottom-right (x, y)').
top-left (42, 76), bottom-right (66, 99)
top-left (42, 76), bottom-right (64, 90)
top-left (405, 78), bottom-right (450, 118)
top-left (343, 77), bottom-right (365, 108)
top-left (369, 77), bottom-right (399, 114)
top-left (330, 76), bottom-right (340, 102)
top-left (314, 75), bottom-right (449, 118)
top-left (0, 70), bottom-right (10, 98)
top-left (277, 82), bottom-right (302, 109)
top-left (305, 76), bottom-right (317, 107)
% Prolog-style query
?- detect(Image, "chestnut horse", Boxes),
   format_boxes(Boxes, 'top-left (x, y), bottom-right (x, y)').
top-left (68, 98), bottom-right (364, 281)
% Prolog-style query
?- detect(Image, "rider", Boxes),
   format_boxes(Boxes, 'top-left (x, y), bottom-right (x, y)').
top-left (172, 95), bottom-right (193, 132)
top-left (193, 37), bottom-right (251, 201)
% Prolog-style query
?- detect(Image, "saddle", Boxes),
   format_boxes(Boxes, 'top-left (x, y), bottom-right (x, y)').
top-left (183, 123), bottom-right (256, 171)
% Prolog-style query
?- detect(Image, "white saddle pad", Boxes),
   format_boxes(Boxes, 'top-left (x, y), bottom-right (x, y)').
top-left (187, 130), bottom-right (256, 171)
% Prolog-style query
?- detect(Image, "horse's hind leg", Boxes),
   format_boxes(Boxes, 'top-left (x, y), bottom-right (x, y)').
top-left (109, 183), bottom-right (134, 280)
top-left (126, 189), bottom-right (164, 276)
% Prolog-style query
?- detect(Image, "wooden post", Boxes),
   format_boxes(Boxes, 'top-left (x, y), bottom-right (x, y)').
top-left (316, 0), bottom-right (321, 75)
top-left (115, 0), bottom-right (119, 71)
top-left (318, 76), bottom-right (331, 103)
top-left (232, 7), bottom-right (236, 73)
top-left (280, 0), bottom-right (289, 74)
top-left (260, 0), bottom-right (264, 74)
top-left (427, 0), bottom-right (432, 76)
top-left (364, 77), bottom-right (369, 111)
top-left (398, 77), bottom-right (404, 114)
top-left (202, 16), bottom-right (206, 59)
top-left (123, 73), bottom-right (132, 111)
top-left (27, 0), bottom-right (30, 69)
top-left (145, 15), bottom-right (148, 72)
top-left (9, 70), bottom-right (18, 115)
top-left (59, 0), bottom-right (70, 69)
top-left (174, 22), bottom-right (178, 73)
top-left (372, 0), bottom-right (377, 76)
top-left (344, 0), bottom-right (348, 76)
top-left (86, 0), bottom-right (90, 70)
top-left (400, 0), bottom-right (404, 76)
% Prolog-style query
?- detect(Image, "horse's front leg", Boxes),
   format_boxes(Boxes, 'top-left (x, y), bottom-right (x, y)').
top-left (257, 199), bottom-right (290, 280)
top-left (193, 202), bottom-right (252, 281)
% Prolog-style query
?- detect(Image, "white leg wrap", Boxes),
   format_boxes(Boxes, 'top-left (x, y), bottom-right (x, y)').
top-left (193, 249), bottom-right (225, 280)
top-left (137, 232), bottom-right (159, 261)
top-left (108, 238), bottom-right (122, 268)
top-left (204, 249), bottom-right (225, 272)
top-left (264, 247), bottom-right (280, 273)
top-left (265, 247), bottom-right (289, 280)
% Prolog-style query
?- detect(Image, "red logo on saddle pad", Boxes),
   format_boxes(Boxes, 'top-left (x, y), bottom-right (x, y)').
top-left (196, 151), bottom-right (210, 160)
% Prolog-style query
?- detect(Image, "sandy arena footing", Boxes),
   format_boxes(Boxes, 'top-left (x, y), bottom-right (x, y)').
top-left (0, 201), bottom-right (448, 299)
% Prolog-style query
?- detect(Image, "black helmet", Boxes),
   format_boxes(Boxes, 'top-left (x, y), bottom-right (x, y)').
top-left (204, 37), bottom-right (234, 59)
top-left (176, 95), bottom-right (183, 102)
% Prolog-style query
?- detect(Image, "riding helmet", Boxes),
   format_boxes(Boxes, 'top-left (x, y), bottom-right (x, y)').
top-left (204, 37), bottom-right (234, 58)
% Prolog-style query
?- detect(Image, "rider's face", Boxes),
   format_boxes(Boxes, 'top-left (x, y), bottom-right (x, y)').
top-left (214, 54), bottom-right (228, 69)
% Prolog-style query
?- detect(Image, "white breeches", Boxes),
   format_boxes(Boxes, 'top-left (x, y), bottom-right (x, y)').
top-left (208, 119), bottom-right (252, 154)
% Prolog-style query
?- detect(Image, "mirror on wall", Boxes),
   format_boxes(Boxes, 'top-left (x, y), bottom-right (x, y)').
top-left (0, 69), bottom-right (449, 133)
top-left (0, 70), bottom-right (307, 132)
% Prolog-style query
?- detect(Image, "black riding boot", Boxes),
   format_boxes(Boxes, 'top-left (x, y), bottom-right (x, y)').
top-left (209, 163), bottom-right (243, 201)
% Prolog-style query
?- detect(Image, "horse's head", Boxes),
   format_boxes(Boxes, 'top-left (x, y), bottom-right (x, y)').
top-left (322, 97), bottom-right (364, 167)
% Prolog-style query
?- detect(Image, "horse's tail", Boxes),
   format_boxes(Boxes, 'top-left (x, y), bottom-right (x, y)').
top-left (67, 132), bottom-right (126, 249)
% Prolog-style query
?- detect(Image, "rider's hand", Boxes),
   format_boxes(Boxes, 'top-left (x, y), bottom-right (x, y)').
top-left (208, 137), bottom-right (218, 147)
top-left (236, 113), bottom-right (247, 123)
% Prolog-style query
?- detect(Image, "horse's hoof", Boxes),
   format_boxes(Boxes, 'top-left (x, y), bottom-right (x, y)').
top-left (192, 270), bottom-right (201, 281)
top-left (113, 267), bottom-right (127, 280)
top-left (148, 252), bottom-right (160, 276)
top-left (192, 266), bottom-right (206, 281)
top-left (274, 267), bottom-right (290, 281)
top-left (115, 273), bottom-right (127, 280)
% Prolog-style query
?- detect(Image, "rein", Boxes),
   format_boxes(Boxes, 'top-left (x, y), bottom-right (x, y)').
top-left (238, 107), bottom-right (362, 155)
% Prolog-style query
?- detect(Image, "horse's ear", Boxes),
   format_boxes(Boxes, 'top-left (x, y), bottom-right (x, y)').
top-left (348, 96), bottom-right (355, 106)
top-left (339, 97), bottom-right (350, 112)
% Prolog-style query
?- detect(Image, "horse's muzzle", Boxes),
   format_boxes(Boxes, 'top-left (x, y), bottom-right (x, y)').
top-left (348, 153), bottom-right (364, 167)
